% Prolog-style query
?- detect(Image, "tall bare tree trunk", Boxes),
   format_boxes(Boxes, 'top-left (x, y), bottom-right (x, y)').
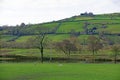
top-left (114, 52), bottom-right (117, 64)
top-left (93, 50), bottom-right (95, 63)
top-left (40, 47), bottom-right (43, 63)
top-left (37, 33), bottom-right (46, 63)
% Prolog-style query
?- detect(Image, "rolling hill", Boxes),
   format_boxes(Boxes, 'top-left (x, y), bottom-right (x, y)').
top-left (0, 13), bottom-right (120, 43)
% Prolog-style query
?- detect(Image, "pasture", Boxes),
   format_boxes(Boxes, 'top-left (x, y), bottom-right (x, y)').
top-left (0, 63), bottom-right (120, 80)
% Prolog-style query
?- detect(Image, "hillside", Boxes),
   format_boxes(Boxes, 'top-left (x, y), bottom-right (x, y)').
top-left (0, 13), bottom-right (120, 43)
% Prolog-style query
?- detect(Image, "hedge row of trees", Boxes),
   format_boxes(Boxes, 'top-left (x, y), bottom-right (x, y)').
top-left (0, 35), bottom-right (120, 63)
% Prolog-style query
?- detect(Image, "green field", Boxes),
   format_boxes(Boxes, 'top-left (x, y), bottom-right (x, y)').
top-left (99, 24), bottom-right (120, 34)
top-left (57, 22), bottom-right (84, 33)
top-left (0, 63), bottom-right (120, 80)
top-left (0, 35), bottom-right (17, 41)
top-left (15, 35), bottom-right (35, 42)
top-left (5, 34), bottom-right (119, 44)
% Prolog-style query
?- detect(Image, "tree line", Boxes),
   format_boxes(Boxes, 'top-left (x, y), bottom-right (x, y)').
top-left (1, 33), bottom-right (120, 63)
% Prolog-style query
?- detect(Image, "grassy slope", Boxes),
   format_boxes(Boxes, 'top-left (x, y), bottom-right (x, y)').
top-left (15, 34), bottom-right (70, 42)
top-left (13, 34), bottom-right (120, 44)
top-left (47, 34), bottom-right (70, 42)
top-left (57, 22), bottom-right (84, 33)
top-left (15, 35), bottom-right (35, 42)
top-left (0, 35), bottom-right (17, 41)
top-left (0, 63), bottom-right (120, 80)
top-left (99, 24), bottom-right (120, 33)
top-left (1, 13), bottom-right (120, 42)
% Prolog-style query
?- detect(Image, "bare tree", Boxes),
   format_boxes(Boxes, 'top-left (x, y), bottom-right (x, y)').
top-left (26, 37), bottom-right (36, 48)
top-left (36, 32), bottom-right (46, 63)
top-left (111, 44), bottom-right (120, 64)
top-left (55, 39), bottom-right (77, 57)
top-left (35, 27), bottom-right (50, 63)
top-left (87, 36), bottom-right (103, 63)
top-left (69, 36), bottom-right (82, 54)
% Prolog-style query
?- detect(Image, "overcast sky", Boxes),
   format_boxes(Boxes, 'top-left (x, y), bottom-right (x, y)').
top-left (0, 0), bottom-right (120, 26)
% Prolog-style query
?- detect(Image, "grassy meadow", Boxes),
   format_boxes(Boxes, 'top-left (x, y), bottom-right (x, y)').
top-left (0, 63), bottom-right (120, 80)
